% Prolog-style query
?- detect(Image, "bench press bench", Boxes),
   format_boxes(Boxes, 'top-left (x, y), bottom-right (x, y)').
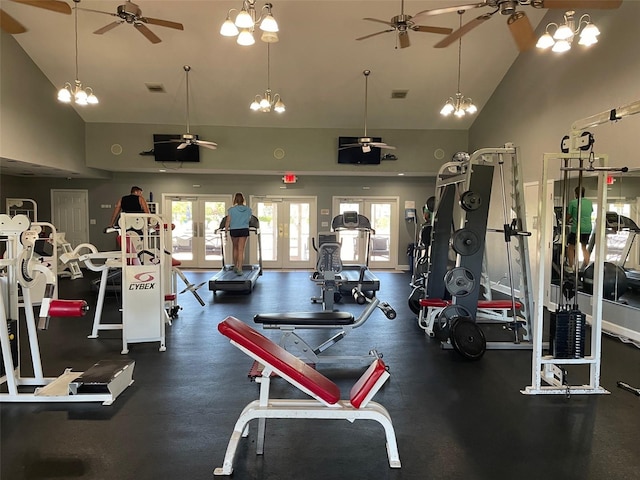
top-left (417, 298), bottom-right (524, 337)
top-left (214, 316), bottom-right (401, 476)
top-left (254, 295), bottom-right (396, 364)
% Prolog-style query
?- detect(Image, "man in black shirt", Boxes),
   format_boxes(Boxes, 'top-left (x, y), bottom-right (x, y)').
top-left (109, 186), bottom-right (150, 228)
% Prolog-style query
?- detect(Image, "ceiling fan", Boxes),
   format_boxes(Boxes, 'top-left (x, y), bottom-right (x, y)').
top-left (340, 70), bottom-right (396, 153)
top-left (78, 0), bottom-right (183, 44)
top-left (410, 0), bottom-right (622, 52)
top-left (356, 0), bottom-right (454, 48)
top-left (0, 0), bottom-right (70, 35)
top-left (155, 66), bottom-right (218, 151)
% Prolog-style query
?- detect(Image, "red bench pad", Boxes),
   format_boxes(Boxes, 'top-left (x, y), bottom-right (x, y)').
top-left (218, 317), bottom-right (341, 405)
top-left (418, 299), bottom-right (522, 310)
top-left (349, 358), bottom-right (387, 408)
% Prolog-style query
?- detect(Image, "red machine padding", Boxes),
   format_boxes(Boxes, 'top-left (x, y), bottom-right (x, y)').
top-left (48, 300), bottom-right (88, 317)
top-left (477, 300), bottom-right (523, 310)
top-left (218, 317), bottom-right (341, 405)
top-left (171, 258), bottom-right (182, 267)
top-left (418, 299), bottom-right (450, 308)
top-left (164, 294), bottom-right (177, 301)
top-left (418, 299), bottom-right (523, 310)
top-left (349, 358), bottom-right (387, 409)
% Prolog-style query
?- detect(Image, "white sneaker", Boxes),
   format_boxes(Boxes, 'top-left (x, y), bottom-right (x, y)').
top-left (566, 266), bottom-right (574, 273)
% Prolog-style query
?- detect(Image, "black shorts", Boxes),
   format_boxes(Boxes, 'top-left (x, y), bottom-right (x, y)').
top-left (567, 232), bottom-right (590, 245)
top-left (230, 228), bottom-right (250, 238)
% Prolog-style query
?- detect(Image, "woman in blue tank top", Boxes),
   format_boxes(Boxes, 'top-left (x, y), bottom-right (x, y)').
top-left (225, 193), bottom-right (252, 275)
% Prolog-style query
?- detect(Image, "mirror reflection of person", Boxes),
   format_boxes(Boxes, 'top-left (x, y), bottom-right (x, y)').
top-left (225, 193), bottom-right (252, 275)
top-left (109, 186), bottom-right (150, 228)
top-left (566, 186), bottom-right (593, 273)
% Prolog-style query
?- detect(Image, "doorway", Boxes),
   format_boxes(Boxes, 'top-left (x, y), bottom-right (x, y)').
top-left (253, 196), bottom-right (316, 270)
top-left (51, 189), bottom-right (89, 247)
top-left (163, 194), bottom-right (229, 269)
top-left (332, 196), bottom-right (399, 270)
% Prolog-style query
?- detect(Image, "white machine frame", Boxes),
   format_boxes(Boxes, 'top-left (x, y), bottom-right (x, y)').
top-left (0, 214), bottom-right (133, 405)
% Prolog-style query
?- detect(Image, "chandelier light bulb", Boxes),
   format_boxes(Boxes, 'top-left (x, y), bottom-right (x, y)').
top-left (237, 29), bottom-right (255, 46)
top-left (220, 17), bottom-right (239, 36)
top-left (465, 103), bottom-right (477, 114)
top-left (536, 32), bottom-right (555, 49)
top-left (57, 86), bottom-right (72, 102)
top-left (274, 98), bottom-right (285, 113)
top-left (581, 22), bottom-right (600, 38)
top-left (440, 102), bottom-right (454, 116)
top-left (553, 24), bottom-right (574, 40)
top-left (552, 39), bottom-right (571, 53)
top-left (259, 97), bottom-right (271, 110)
top-left (260, 14), bottom-right (279, 32)
top-left (235, 9), bottom-right (254, 29)
top-left (250, 98), bottom-right (261, 110)
top-left (261, 30), bottom-right (279, 43)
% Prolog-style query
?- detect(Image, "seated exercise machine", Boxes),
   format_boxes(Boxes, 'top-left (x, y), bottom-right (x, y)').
top-left (323, 211), bottom-right (381, 295)
top-left (214, 316), bottom-right (400, 476)
top-left (61, 214), bottom-right (169, 354)
top-left (0, 214), bottom-right (134, 405)
top-left (209, 215), bottom-right (262, 295)
top-left (310, 233), bottom-right (346, 310)
top-left (255, 276), bottom-right (396, 365)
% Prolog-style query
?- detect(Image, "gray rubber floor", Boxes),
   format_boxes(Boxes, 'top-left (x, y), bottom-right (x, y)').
top-left (1, 270), bottom-right (639, 480)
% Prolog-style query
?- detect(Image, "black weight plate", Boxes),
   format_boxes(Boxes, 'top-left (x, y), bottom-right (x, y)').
top-left (408, 286), bottom-right (424, 315)
top-left (460, 190), bottom-right (482, 211)
top-left (415, 255), bottom-right (429, 277)
top-left (452, 229), bottom-right (481, 256)
top-left (433, 305), bottom-right (472, 342)
top-left (444, 267), bottom-right (476, 297)
top-left (450, 317), bottom-right (486, 361)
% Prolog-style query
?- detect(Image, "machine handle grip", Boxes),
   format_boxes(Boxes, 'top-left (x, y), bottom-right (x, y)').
top-left (378, 302), bottom-right (397, 320)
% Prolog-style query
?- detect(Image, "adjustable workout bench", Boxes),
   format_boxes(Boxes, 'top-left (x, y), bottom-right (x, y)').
top-left (214, 316), bottom-right (401, 476)
top-left (254, 292), bottom-right (396, 364)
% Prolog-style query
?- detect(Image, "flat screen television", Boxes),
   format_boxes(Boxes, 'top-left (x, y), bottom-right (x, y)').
top-left (337, 137), bottom-right (382, 165)
top-left (153, 134), bottom-right (200, 162)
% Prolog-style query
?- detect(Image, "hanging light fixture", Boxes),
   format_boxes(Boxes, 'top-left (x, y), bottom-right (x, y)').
top-left (440, 11), bottom-right (476, 118)
top-left (57, 0), bottom-right (98, 105)
top-left (250, 43), bottom-right (285, 113)
top-left (536, 10), bottom-right (600, 53)
top-left (220, 1), bottom-right (279, 46)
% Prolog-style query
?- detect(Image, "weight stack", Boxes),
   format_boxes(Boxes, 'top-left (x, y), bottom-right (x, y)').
top-left (550, 308), bottom-right (586, 359)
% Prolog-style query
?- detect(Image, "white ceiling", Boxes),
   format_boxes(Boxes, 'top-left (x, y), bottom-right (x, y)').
top-left (12, 0), bottom-right (630, 180)
top-left (3, 0), bottom-right (556, 130)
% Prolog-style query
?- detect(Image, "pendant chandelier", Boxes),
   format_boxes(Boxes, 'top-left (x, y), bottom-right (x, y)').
top-left (250, 43), bottom-right (285, 113)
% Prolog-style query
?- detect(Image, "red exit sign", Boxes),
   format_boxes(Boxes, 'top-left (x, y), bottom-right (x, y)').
top-left (282, 174), bottom-right (297, 184)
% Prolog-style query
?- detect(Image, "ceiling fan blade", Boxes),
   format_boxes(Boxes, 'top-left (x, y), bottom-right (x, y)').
top-left (134, 23), bottom-right (161, 44)
top-left (411, 2), bottom-right (487, 24)
top-left (399, 31), bottom-right (410, 48)
top-left (0, 9), bottom-right (27, 34)
top-left (197, 142), bottom-right (217, 150)
top-left (10, 0), bottom-right (71, 15)
top-left (356, 29), bottom-right (395, 41)
top-left (338, 144), bottom-right (360, 150)
top-left (370, 143), bottom-right (397, 150)
top-left (197, 140), bottom-right (218, 146)
top-left (434, 13), bottom-right (492, 48)
top-left (507, 11), bottom-right (536, 52)
top-left (363, 17), bottom-right (394, 27)
top-left (176, 143), bottom-right (189, 150)
top-left (94, 21), bottom-right (122, 35)
top-left (77, 7), bottom-right (117, 17)
top-left (142, 17), bottom-right (184, 31)
top-left (540, 0), bottom-right (622, 9)
top-left (412, 25), bottom-right (454, 35)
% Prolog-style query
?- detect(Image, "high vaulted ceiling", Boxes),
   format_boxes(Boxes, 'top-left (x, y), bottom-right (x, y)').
top-left (3, 0), bottom-right (563, 134)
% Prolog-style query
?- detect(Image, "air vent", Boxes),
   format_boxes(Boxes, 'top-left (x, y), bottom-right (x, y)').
top-left (391, 90), bottom-right (408, 99)
top-left (145, 83), bottom-right (165, 93)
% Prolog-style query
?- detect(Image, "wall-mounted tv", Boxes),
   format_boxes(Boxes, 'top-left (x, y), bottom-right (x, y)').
top-left (337, 137), bottom-right (382, 165)
top-left (153, 134), bottom-right (200, 162)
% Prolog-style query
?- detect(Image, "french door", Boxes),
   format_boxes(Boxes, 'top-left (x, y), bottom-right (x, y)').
top-left (252, 196), bottom-right (316, 270)
top-left (332, 196), bottom-right (399, 270)
top-left (163, 194), bottom-right (229, 269)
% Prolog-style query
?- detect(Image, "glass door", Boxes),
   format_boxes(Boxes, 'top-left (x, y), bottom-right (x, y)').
top-left (163, 195), bottom-right (229, 269)
top-left (253, 196), bottom-right (316, 270)
top-left (333, 197), bottom-right (398, 270)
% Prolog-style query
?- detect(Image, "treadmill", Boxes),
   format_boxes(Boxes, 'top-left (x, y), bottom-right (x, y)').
top-left (209, 215), bottom-right (262, 294)
top-left (605, 212), bottom-right (640, 290)
top-left (330, 211), bottom-right (380, 294)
